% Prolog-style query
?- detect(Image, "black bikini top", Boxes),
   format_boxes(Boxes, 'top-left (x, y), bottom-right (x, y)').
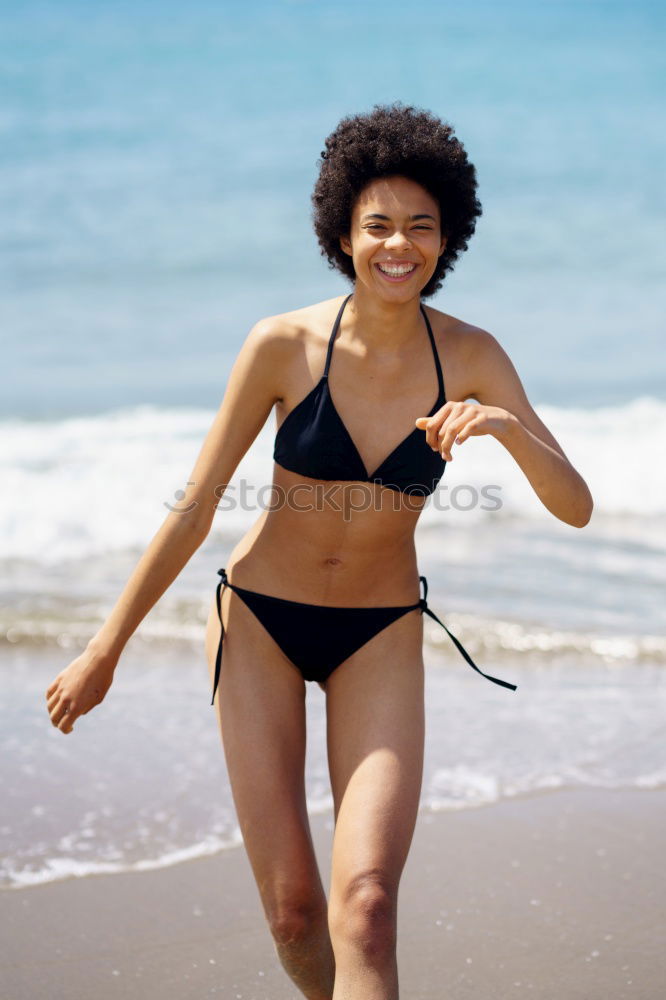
top-left (273, 293), bottom-right (447, 496)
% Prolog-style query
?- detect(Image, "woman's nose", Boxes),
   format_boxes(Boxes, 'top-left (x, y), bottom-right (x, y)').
top-left (384, 230), bottom-right (412, 249)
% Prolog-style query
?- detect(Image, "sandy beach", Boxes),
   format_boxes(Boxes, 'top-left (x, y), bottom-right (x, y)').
top-left (2, 786), bottom-right (664, 999)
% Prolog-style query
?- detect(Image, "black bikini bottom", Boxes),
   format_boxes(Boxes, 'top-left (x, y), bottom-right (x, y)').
top-left (210, 567), bottom-right (517, 705)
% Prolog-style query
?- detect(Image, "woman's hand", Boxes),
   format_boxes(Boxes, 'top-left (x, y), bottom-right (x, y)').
top-left (46, 646), bottom-right (117, 735)
top-left (415, 401), bottom-right (514, 461)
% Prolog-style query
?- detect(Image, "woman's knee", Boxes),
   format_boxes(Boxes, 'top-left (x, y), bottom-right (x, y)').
top-left (329, 870), bottom-right (397, 959)
top-left (266, 887), bottom-right (328, 948)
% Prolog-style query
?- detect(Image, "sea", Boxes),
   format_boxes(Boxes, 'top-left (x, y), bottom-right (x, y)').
top-left (1, 0), bottom-right (665, 890)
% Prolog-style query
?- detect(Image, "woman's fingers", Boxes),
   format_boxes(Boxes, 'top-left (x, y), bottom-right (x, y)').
top-left (47, 690), bottom-right (75, 732)
top-left (55, 701), bottom-right (75, 733)
top-left (417, 404), bottom-right (489, 460)
top-left (46, 686), bottom-right (62, 717)
top-left (454, 414), bottom-right (483, 445)
top-left (437, 425), bottom-right (461, 461)
top-left (45, 651), bottom-right (116, 734)
top-left (416, 415), bottom-right (449, 456)
top-left (419, 402), bottom-right (462, 452)
top-left (438, 413), bottom-right (474, 460)
top-left (415, 402), bottom-right (454, 451)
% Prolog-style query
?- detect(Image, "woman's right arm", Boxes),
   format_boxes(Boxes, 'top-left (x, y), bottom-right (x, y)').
top-left (46, 318), bottom-right (289, 733)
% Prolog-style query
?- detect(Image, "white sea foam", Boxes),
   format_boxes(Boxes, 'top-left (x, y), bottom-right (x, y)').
top-left (3, 653), bottom-right (665, 891)
top-left (4, 767), bottom-right (664, 891)
top-left (1, 396), bottom-right (664, 564)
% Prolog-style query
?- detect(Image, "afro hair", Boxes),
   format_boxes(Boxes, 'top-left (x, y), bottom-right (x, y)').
top-left (312, 102), bottom-right (482, 298)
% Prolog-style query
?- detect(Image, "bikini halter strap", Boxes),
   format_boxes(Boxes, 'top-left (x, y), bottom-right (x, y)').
top-left (323, 294), bottom-right (353, 378)
top-left (323, 295), bottom-right (444, 402)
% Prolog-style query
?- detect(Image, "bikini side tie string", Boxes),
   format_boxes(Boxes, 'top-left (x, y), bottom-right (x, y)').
top-left (418, 575), bottom-right (517, 692)
top-left (210, 568), bottom-right (228, 706)
top-left (211, 569), bottom-right (517, 704)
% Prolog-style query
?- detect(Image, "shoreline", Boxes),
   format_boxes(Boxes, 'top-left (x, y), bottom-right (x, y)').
top-left (3, 786), bottom-right (665, 999)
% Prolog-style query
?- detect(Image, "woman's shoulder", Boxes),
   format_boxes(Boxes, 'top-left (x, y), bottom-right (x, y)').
top-left (253, 294), bottom-right (344, 328)
top-left (422, 305), bottom-right (514, 402)
top-left (248, 295), bottom-right (347, 355)
top-left (423, 303), bottom-right (507, 360)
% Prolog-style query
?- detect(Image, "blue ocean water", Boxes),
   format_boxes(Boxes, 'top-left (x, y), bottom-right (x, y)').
top-left (1, 0), bottom-right (665, 888)
top-left (2, 0), bottom-right (665, 416)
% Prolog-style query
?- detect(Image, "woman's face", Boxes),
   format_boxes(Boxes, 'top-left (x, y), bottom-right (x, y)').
top-left (339, 175), bottom-right (447, 300)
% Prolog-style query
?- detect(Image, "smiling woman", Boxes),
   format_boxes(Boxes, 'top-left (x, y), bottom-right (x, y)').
top-left (46, 101), bottom-right (592, 999)
top-left (312, 102), bottom-right (482, 297)
top-left (340, 176), bottom-right (447, 300)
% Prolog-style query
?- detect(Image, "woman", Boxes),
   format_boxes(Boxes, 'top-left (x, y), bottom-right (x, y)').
top-left (46, 103), bottom-right (593, 999)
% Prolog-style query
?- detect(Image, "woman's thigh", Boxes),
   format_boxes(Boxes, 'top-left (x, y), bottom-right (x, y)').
top-left (205, 587), bottom-right (325, 917)
top-left (325, 609), bottom-right (425, 901)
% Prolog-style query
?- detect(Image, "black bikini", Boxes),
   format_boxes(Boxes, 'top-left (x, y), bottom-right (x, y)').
top-left (210, 294), bottom-right (517, 704)
top-left (273, 293), bottom-right (447, 495)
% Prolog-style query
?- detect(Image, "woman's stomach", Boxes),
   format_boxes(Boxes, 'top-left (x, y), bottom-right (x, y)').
top-left (224, 463), bottom-right (428, 605)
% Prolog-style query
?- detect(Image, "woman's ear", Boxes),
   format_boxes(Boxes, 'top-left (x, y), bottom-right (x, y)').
top-left (339, 234), bottom-right (352, 257)
top-left (439, 235), bottom-right (448, 256)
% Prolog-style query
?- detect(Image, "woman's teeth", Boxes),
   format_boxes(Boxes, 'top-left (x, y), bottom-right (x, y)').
top-left (377, 263), bottom-right (416, 277)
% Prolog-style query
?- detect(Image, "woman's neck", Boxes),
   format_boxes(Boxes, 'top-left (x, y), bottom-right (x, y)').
top-left (344, 284), bottom-right (428, 352)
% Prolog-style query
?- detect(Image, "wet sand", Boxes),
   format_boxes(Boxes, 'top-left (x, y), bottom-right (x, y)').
top-left (2, 787), bottom-right (664, 999)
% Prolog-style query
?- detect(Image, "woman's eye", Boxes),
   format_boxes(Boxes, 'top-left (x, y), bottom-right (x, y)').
top-left (365, 224), bottom-right (432, 232)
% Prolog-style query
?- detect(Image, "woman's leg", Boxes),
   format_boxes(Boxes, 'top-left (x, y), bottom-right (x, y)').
top-left (324, 610), bottom-right (425, 1000)
top-left (206, 588), bottom-right (336, 1000)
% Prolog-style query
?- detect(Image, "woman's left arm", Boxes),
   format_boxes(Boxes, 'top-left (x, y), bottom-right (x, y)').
top-left (416, 328), bottom-right (594, 528)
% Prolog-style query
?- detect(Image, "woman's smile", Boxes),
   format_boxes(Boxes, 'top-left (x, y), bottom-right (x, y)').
top-left (374, 261), bottom-right (419, 282)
